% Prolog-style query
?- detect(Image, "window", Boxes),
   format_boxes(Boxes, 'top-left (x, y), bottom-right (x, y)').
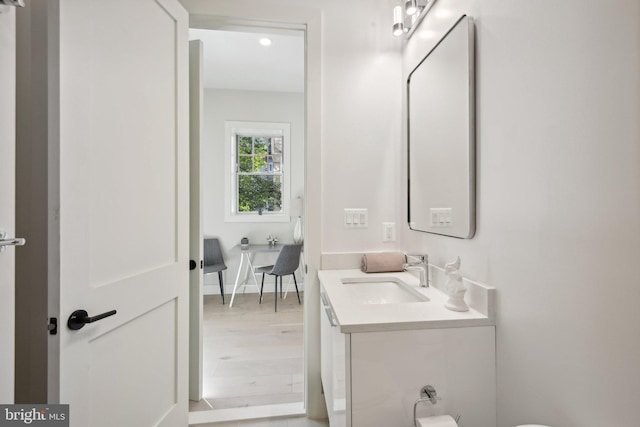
top-left (225, 121), bottom-right (291, 222)
top-left (237, 135), bottom-right (283, 213)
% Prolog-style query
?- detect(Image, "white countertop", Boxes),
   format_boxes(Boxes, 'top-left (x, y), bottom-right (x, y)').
top-left (318, 269), bottom-right (495, 333)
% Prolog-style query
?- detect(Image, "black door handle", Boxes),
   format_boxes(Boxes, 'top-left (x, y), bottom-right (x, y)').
top-left (67, 309), bottom-right (117, 330)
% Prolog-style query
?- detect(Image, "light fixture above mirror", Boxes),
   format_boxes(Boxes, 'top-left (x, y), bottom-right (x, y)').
top-left (392, 0), bottom-right (438, 38)
top-left (405, 0), bottom-right (418, 16)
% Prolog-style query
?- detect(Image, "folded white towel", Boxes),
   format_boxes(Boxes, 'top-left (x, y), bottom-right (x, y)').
top-left (360, 252), bottom-right (407, 273)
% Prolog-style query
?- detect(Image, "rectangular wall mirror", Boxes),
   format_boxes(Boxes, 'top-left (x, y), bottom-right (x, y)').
top-left (407, 15), bottom-right (475, 238)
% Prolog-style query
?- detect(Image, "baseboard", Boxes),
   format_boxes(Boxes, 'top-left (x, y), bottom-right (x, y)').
top-left (203, 281), bottom-right (306, 296)
top-left (188, 401), bottom-right (305, 425)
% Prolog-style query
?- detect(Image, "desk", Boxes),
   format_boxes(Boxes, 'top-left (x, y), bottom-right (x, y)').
top-left (229, 244), bottom-right (303, 307)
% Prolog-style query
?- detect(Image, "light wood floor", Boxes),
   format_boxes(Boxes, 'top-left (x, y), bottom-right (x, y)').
top-left (195, 415), bottom-right (328, 427)
top-left (190, 291), bottom-right (304, 412)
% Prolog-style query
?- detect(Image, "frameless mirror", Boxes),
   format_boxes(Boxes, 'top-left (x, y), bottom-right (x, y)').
top-left (407, 15), bottom-right (475, 238)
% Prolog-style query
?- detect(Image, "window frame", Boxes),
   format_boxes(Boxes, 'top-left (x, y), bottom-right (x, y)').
top-left (224, 121), bottom-right (291, 223)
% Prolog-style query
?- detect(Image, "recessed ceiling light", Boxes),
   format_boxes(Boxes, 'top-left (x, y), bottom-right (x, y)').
top-left (259, 38), bottom-right (272, 46)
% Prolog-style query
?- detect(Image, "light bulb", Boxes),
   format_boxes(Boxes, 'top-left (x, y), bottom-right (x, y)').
top-left (392, 5), bottom-right (404, 36)
top-left (405, 0), bottom-right (417, 15)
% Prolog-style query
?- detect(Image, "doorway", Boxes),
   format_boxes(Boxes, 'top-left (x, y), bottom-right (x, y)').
top-left (188, 21), bottom-right (306, 421)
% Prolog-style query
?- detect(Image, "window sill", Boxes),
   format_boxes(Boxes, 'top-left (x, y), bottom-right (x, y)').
top-left (224, 214), bottom-right (291, 223)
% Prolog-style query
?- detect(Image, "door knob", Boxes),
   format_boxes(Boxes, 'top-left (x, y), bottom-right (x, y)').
top-left (67, 309), bottom-right (117, 330)
top-left (0, 231), bottom-right (26, 252)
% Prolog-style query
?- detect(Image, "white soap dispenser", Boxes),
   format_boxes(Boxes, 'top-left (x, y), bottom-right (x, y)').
top-left (444, 256), bottom-right (469, 312)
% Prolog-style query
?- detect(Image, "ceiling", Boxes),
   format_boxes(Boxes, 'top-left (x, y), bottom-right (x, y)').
top-left (189, 28), bottom-right (304, 93)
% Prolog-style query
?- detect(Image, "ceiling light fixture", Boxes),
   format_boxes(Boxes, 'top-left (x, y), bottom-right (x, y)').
top-left (392, 0), bottom-right (438, 38)
top-left (404, 0), bottom-right (417, 15)
top-left (392, 5), bottom-right (405, 36)
top-left (259, 38), bottom-right (272, 46)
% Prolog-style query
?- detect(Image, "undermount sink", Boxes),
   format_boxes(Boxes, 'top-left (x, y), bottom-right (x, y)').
top-left (340, 277), bottom-right (429, 304)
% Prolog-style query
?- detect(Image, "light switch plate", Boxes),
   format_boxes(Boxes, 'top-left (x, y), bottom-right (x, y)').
top-left (344, 208), bottom-right (368, 228)
top-left (429, 208), bottom-right (453, 227)
top-left (382, 222), bottom-right (396, 242)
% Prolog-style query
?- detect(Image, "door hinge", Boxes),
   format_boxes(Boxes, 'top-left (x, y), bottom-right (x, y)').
top-left (48, 317), bottom-right (58, 335)
top-left (0, 230), bottom-right (26, 252)
top-left (0, 0), bottom-right (26, 7)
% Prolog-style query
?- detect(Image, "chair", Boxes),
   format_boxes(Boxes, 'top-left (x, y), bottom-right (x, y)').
top-left (256, 244), bottom-right (302, 312)
top-left (203, 238), bottom-right (227, 304)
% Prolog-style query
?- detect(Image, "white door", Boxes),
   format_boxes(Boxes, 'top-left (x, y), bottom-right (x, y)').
top-left (29, 0), bottom-right (189, 425)
top-left (188, 39), bottom-right (204, 401)
top-left (0, 4), bottom-right (17, 404)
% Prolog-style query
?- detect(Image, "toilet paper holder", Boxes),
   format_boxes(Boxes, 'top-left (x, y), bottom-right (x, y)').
top-left (413, 385), bottom-right (461, 427)
top-left (420, 385), bottom-right (439, 404)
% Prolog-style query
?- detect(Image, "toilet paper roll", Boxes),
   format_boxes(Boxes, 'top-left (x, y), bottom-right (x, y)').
top-left (416, 415), bottom-right (458, 427)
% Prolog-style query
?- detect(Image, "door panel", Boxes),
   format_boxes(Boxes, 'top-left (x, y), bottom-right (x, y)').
top-left (53, 0), bottom-right (189, 425)
top-left (61, 0), bottom-right (179, 286)
top-left (88, 301), bottom-right (176, 426)
top-left (0, 5), bottom-right (16, 404)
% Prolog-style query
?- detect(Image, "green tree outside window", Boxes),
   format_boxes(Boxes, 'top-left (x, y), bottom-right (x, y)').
top-left (236, 136), bottom-right (283, 214)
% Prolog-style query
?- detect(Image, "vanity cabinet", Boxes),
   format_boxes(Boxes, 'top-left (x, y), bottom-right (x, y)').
top-left (320, 289), bottom-right (347, 427)
top-left (320, 282), bottom-right (496, 427)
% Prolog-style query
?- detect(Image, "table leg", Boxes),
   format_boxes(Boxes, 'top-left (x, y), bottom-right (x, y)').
top-left (229, 252), bottom-right (247, 307)
top-left (240, 252), bottom-right (251, 294)
top-left (245, 254), bottom-right (261, 293)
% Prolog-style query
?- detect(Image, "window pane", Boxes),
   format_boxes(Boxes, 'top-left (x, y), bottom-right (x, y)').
top-left (254, 155), bottom-right (267, 172)
top-left (238, 155), bottom-right (252, 173)
top-left (271, 154), bottom-right (282, 172)
top-left (272, 137), bottom-right (283, 155)
top-left (238, 136), bottom-right (252, 154)
top-left (238, 175), bottom-right (283, 213)
top-left (254, 138), bottom-right (269, 156)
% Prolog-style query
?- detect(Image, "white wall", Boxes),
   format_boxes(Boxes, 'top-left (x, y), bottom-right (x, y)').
top-left (402, 2), bottom-right (640, 427)
top-left (202, 88), bottom-right (305, 292)
top-left (318, 0), bottom-right (404, 253)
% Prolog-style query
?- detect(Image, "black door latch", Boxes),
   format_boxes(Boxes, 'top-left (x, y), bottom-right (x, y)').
top-left (67, 309), bottom-right (117, 330)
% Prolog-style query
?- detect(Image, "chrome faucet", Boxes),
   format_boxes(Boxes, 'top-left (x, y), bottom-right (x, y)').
top-left (403, 254), bottom-right (429, 287)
